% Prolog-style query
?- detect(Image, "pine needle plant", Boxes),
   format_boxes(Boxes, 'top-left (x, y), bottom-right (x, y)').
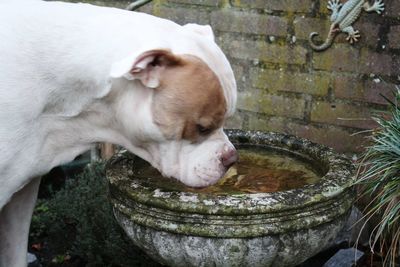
top-left (356, 87), bottom-right (400, 267)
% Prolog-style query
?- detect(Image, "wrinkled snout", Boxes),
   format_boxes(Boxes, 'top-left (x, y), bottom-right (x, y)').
top-left (152, 131), bottom-right (239, 188)
top-left (221, 144), bottom-right (238, 168)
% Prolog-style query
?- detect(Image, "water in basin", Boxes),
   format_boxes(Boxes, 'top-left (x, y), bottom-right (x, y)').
top-left (130, 145), bottom-right (322, 194)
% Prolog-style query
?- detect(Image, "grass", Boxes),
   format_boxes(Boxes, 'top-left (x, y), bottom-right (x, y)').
top-left (356, 88), bottom-right (400, 267)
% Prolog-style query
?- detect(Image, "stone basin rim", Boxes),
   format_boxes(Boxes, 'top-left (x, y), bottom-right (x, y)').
top-left (107, 129), bottom-right (355, 215)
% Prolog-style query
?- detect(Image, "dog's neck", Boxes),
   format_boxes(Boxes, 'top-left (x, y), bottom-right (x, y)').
top-left (37, 79), bottom-right (162, 170)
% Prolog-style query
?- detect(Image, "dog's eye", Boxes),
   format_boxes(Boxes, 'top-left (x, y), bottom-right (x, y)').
top-left (197, 124), bottom-right (212, 135)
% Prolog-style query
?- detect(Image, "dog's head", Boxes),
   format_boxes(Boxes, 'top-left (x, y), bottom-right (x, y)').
top-left (108, 24), bottom-right (237, 187)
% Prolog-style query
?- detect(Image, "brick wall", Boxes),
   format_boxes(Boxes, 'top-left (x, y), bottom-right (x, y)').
top-left (65, 0), bottom-right (400, 154)
top-left (138, 0), bottom-right (400, 154)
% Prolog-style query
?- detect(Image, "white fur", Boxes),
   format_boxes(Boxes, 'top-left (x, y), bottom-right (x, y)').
top-left (0, 1), bottom-right (236, 265)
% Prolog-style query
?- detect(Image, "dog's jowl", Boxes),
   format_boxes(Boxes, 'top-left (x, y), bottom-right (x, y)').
top-left (0, 1), bottom-right (237, 266)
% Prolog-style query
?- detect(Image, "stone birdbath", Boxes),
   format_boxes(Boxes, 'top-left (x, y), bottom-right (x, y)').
top-left (106, 129), bottom-right (355, 267)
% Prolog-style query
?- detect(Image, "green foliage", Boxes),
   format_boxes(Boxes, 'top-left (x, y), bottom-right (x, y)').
top-left (357, 89), bottom-right (400, 267)
top-left (31, 162), bottom-right (159, 267)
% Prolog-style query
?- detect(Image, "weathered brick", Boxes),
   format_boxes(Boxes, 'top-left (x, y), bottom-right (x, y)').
top-left (319, 0), bottom-right (331, 14)
top-left (392, 55), bottom-right (400, 77)
top-left (250, 68), bottom-right (330, 96)
top-left (389, 25), bottom-right (400, 49)
top-left (294, 17), bottom-right (331, 41)
top-left (237, 89), bottom-right (306, 119)
top-left (231, 0), bottom-right (314, 13)
top-left (231, 63), bottom-right (250, 91)
top-left (138, 2), bottom-right (154, 13)
top-left (65, 0), bottom-right (131, 8)
top-left (364, 80), bottom-right (397, 105)
top-left (334, 74), bottom-right (396, 105)
top-left (211, 11), bottom-right (287, 36)
top-left (231, 64), bottom-right (244, 82)
top-left (248, 115), bottom-right (367, 153)
top-left (167, 0), bottom-right (224, 7)
top-left (311, 101), bottom-right (377, 129)
top-left (248, 116), bottom-right (288, 133)
top-left (289, 123), bottom-right (369, 153)
top-left (249, 117), bottom-right (369, 153)
top-left (225, 112), bottom-right (244, 129)
top-left (220, 39), bottom-right (308, 65)
top-left (313, 44), bottom-right (359, 72)
top-left (333, 75), bottom-right (364, 100)
top-left (386, 0), bottom-right (400, 18)
top-left (360, 48), bottom-right (392, 76)
top-left (354, 21), bottom-right (381, 47)
top-left (153, 5), bottom-right (209, 25)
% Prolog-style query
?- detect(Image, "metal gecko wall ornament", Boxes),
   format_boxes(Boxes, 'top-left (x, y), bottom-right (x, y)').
top-left (309, 0), bottom-right (385, 51)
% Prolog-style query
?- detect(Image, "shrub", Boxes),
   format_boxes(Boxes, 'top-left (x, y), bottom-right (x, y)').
top-left (357, 88), bottom-right (400, 267)
top-left (30, 162), bottom-right (160, 267)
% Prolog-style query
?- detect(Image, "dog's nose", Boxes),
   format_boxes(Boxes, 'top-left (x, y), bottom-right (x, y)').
top-left (221, 145), bottom-right (238, 168)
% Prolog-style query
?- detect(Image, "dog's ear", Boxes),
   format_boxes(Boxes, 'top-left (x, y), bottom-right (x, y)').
top-left (110, 49), bottom-right (182, 88)
top-left (183, 23), bottom-right (214, 41)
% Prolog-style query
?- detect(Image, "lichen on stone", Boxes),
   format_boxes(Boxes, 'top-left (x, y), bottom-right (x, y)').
top-left (106, 130), bottom-right (355, 267)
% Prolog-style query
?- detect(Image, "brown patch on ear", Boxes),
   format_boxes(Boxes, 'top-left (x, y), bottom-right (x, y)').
top-left (130, 50), bottom-right (184, 88)
top-left (152, 55), bottom-right (227, 142)
top-left (131, 49), bottom-right (183, 73)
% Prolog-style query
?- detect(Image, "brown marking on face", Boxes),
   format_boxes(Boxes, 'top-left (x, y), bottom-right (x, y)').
top-left (151, 54), bottom-right (227, 143)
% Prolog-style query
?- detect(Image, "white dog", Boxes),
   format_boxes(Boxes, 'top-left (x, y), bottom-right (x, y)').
top-left (0, 1), bottom-right (238, 266)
